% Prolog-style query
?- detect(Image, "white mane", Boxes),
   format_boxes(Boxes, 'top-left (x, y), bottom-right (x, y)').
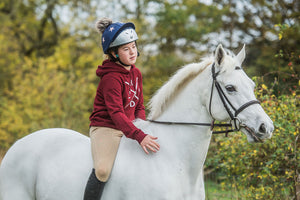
top-left (148, 57), bottom-right (213, 120)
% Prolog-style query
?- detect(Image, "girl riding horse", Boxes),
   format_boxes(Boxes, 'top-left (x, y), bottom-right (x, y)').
top-left (84, 18), bottom-right (160, 200)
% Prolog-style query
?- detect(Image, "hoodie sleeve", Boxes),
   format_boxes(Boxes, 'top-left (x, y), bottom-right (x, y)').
top-left (101, 75), bottom-right (147, 143)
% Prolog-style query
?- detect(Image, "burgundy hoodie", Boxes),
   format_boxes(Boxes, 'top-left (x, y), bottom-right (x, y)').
top-left (89, 60), bottom-right (147, 143)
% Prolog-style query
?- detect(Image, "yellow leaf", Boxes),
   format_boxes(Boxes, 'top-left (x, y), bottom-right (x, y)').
top-left (262, 84), bottom-right (267, 90)
top-left (258, 175), bottom-right (262, 179)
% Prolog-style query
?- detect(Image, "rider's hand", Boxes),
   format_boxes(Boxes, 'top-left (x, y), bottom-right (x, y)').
top-left (140, 135), bottom-right (160, 154)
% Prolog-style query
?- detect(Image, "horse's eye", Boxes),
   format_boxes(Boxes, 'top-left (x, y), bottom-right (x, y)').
top-left (225, 85), bottom-right (236, 92)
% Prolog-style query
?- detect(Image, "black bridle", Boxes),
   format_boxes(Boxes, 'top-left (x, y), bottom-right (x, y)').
top-left (148, 63), bottom-right (260, 135)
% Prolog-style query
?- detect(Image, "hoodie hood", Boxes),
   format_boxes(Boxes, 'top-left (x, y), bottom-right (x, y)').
top-left (96, 59), bottom-right (134, 78)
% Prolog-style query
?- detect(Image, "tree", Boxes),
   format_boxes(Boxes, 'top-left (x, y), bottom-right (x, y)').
top-left (212, 0), bottom-right (299, 91)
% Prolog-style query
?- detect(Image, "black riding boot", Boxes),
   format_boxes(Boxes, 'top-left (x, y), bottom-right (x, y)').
top-left (83, 169), bottom-right (106, 200)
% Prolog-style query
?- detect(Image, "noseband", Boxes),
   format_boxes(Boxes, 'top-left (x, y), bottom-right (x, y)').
top-left (149, 63), bottom-right (260, 135)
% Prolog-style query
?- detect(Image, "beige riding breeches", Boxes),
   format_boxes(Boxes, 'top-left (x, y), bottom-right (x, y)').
top-left (89, 126), bottom-right (123, 182)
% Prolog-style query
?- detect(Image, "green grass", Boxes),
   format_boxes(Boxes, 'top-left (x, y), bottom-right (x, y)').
top-left (205, 180), bottom-right (240, 200)
top-left (205, 180), bottom-right (294, 200)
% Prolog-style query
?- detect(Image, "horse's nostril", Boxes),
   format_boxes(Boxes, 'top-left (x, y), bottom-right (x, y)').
top-left (259, 123), bottom-right (266, 133)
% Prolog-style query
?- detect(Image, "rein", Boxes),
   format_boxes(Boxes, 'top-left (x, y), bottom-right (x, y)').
top-left (147, 119), bottom-right (233, 135)
top-left (148, 63), bottom-right (260, 136)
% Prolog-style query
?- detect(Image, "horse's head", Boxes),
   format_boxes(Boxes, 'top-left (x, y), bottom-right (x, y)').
top-left (208, 44), bottom-right (274, 142)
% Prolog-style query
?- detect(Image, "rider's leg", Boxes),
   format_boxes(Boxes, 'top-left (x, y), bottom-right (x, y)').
top-left (83, 126), bottom-right (123, 200)
top-left (83, 169), bottom-right (105, 200)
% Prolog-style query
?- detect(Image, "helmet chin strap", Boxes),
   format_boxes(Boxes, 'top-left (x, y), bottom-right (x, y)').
top-left (115, 54), bottom-right (131, 67)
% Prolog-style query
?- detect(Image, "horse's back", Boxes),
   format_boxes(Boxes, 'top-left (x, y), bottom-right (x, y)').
top-left (0, 128), bottom-right (92, 200)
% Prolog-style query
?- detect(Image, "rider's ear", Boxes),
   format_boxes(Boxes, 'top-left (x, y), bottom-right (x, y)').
top-left (236, 44), bottom-right (246, 65)
top-left (111, 51), bottom-right (118, 59)
top-left (214, 44), bottom-right (226, 66)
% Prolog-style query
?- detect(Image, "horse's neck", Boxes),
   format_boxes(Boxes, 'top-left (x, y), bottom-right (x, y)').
top-left (158, 68), bottom-right (212, 123)
top-left (154, 69), bottom-right (212, 180)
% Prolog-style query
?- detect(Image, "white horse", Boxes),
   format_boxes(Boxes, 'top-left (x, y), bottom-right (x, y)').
top-left (0, 44), bottom-right (274, 200)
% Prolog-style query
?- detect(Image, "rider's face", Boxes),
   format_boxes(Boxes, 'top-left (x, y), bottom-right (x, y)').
top-left (113, 42), bottom-right (138, 67)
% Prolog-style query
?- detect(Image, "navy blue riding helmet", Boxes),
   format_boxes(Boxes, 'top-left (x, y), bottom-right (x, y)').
top-left (101, 22), bottom-right (138, 54)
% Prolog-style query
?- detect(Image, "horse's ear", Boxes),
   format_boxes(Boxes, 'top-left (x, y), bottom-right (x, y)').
top-left (214, 44), bottom-right (226, 66)
top-left (236, 44), bottom-right (246, 64)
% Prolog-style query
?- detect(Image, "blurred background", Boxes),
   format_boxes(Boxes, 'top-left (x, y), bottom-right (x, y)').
top-left (0, 0), bottom-right (299, 199)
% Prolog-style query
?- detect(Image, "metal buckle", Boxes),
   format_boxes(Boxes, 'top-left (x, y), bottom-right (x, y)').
top-left (230, 117), bottom-right (243, 131)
